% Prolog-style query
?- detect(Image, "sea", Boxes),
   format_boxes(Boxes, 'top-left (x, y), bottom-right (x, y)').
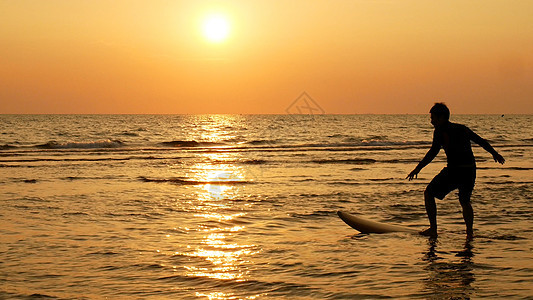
top-left (1, 114), bottom-right (532, 299)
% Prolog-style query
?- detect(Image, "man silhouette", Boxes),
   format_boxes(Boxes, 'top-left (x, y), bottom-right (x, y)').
top-left (407, 103), bottom-right (505, 238)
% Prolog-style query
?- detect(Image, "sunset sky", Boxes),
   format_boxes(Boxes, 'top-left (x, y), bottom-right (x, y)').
top-left (1, 0), bottom-right (532, 114)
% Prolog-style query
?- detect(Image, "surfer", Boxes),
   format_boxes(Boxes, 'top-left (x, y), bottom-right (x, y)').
top-left (407, 103), bottom-right (505, 238)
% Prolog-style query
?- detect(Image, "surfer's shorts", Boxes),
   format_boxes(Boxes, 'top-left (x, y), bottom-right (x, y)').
top-left (426, 167), bottom-right (476, 202)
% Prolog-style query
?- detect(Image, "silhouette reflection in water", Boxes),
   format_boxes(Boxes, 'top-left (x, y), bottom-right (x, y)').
top-left (422, 238), bottom-right (475, 299)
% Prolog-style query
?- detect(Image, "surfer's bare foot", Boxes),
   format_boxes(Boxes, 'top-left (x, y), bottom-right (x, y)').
top-left (420, 227), bottom-right (437, 237)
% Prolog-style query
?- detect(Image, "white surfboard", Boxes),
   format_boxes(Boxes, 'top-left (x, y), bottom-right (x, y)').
top-left (337, 211), bottom-right (418, 234)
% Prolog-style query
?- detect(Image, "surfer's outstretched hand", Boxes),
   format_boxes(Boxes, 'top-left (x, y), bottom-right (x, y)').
top-left (493, 153), bottom-right (505, 165)
top-left (406, 168), bottom-right (420, 181)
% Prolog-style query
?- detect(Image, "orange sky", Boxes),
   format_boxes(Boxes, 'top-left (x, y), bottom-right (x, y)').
top-left (1, 0), bottom-right (532, 114)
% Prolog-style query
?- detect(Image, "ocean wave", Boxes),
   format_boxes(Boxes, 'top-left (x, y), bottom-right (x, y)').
top-left (245, 139), bottom-right (279, 146)
top-left (244, 140), bottom-right (431, 149)
top-left (36, 139), bottom-right (124, 149)
top-left (240, 159), bottom-right (268, 165)
top-left (120, 131), bottom-right (140, 137)
top-left (160, 140), bottom-right (226, 147)
top-left (328, 134), bottom-right (390, 143)
top-left (349, 167), bottom-right (367, 171)
top-left (382, 158), bottom-right (422, 164)
top-left (0, 163), bottom-right (14, 167)
top-left (477, 166), bottom-right (533, 171)
top-left (0, 155), bottom-right (167, 163)
top-left (0, 144), bottom-right (17, 150)
top-left (4, 139), bottom-right (531, 154)
top-left (230, 141), bottom-right (532, 154)
top-left (207, 158), bottom-right (268, 165)
top-left (62, 175), bottom-right (123, 181)
top-left (139, 176), bottom-right (253, 185)
top-left (483, 180), bottom-right (533, 185)
top-left (361, 135), bottom-right (388, 142)
top-left (328, 134), bottom-right (350, 138)
top-left (290, 210), bottom-right (331, 219)
top-left (312, 158), bottom-right (376, 164)
top-left (368, 178), bottom-right (396, 182)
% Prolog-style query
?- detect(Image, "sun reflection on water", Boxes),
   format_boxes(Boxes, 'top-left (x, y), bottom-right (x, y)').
top-left (175, 131), bottom-right (259, 291)
top-left (196, 291), bottom-right (262, 300)
top-left (181, 198), bottom-right (258, 281)
top-left (190, 115), bottom-right (241, 144)
top-left (191, 153), bottom-right (252, 201)
top-left (177, 233), bottom-right (258, 281)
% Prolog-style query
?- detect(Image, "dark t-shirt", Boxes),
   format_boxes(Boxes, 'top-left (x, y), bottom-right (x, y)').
top-left (434, 122), bottom-right (477, 167)
top-left (417, 122), bottom-right (496, 169)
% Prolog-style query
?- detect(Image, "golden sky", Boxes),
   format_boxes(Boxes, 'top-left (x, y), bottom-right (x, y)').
top-left (1, 0), bottom-right (532, 114)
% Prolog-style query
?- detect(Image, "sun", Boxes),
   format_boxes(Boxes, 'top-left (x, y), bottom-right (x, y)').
top-left (202, 14), bottom-right (230, 43)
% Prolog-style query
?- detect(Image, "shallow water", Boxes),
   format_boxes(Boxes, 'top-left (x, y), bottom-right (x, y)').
top-left (1, 114), bottom-right (532, 299)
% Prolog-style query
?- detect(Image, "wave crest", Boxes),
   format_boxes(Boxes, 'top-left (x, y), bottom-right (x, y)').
top-left (36, 139), bottom-right (124, 149)
top-left (160, 140), bottom-right (225, 147)
top-left (139, 176), bottom-right (252, 185)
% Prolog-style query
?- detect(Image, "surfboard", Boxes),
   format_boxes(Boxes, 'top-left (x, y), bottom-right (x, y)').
top-left (337, 211), bottom-right (418, 234)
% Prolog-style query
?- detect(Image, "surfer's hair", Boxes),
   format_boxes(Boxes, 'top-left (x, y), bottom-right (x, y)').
top-left (430, 103), bottom-right (450, 120)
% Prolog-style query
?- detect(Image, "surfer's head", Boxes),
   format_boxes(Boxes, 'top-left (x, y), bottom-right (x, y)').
top-left (430, 102), bottom-right (450, 127)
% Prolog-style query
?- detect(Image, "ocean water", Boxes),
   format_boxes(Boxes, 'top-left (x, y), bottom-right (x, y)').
top-left (1, 114), bottom-right (532, 299)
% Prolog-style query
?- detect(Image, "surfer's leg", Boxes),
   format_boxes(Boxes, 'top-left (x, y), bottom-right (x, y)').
top-left (459, 168), bottom-right (476, 238)
top-left (422, 188), bottom-right (438, 236)
top-left (422, 169), bottom-right (452, 237)
top-left (459, 190), bottom-right (474, 238)
top-left (461, 199), bottom-right (474, 237)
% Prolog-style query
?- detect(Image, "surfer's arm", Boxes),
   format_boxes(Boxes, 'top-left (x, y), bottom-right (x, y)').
top-left (467, 127), bottom-right (505, 164)
top-left (416, 143), bottom-right (441, 170)
top-left (407, 139), bottom-right (440, 180)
